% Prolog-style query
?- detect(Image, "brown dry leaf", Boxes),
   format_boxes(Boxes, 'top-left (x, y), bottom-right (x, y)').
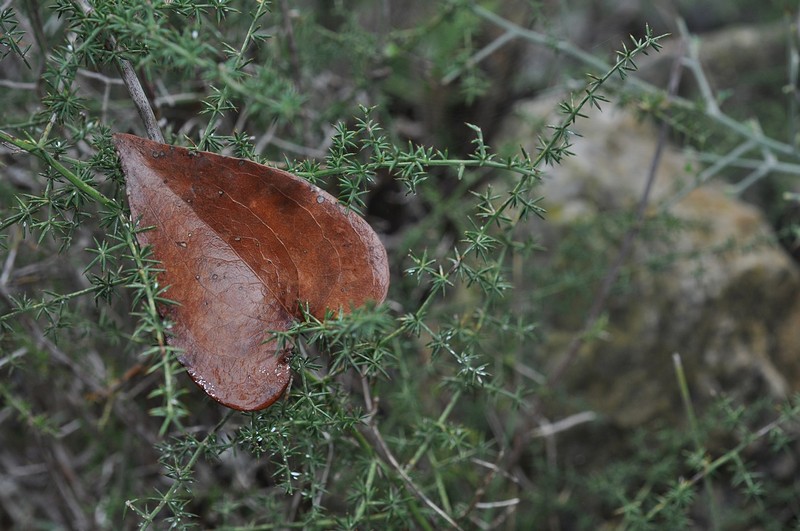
top-left (114, 133), bottom-right (389, 411)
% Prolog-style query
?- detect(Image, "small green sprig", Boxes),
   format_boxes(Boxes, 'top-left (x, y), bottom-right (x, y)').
top-left (0, 8), bottom-right (32, 67)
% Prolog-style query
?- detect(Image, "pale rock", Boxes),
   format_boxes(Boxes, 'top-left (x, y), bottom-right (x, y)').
top-left (500, 95), bottom-right (800, 427)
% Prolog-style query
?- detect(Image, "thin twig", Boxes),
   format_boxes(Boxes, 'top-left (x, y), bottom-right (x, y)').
top-left (442, 31), bottom-right (516, 85)
top-left (363, 420), bottom-right (463, 530)
top-left (0, 225), bottom-right (21, 286)
top-left (686, 150), bottom-right (800, 176)
top-left (788, 9), bottom-right (800, 147)
top-left (677, 19), bottom-right (719, 116)
top-left (312, 432), bottom-right (334, 509)
top-left (267, 135), bottom-right (328, 159)
top-left (36, 435), bottom-right (90, 530)
top-left (726, 136), bottom-right (777, 195)
top-left (357, 374), bottom-right (461, 528)
top-left (474, 498), bottom-right (520, 509)
top-left (529, 411), bottom-right (598, 438)
top-left (662, 139), bottom-right (757, 209)
top-left (113, 50), bottom-right (164, 142)
top-left (0, 348), bottom-right (27, 370)
top-left (458, 451), bottom-right (507, 522)
top-left (0, 80), bottom-right (37, 90)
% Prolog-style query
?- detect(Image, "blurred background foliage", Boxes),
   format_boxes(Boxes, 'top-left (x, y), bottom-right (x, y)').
top-left (1, 0), bottom-right (800, 529)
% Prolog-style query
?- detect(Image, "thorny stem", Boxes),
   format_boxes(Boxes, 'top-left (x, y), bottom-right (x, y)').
top-left (131, 410), bottom-right (235, 529)
top-left (674, 353), bottom-right (721, 530)
top-left (0, 88), bottom-right (180, 439)
top-left (405, 389), bottom-right (463, 473)
top-left (6, 0), bottom-right (184, 435)
top-left (326, 30), bottom-right (668, 519)
top-left (0, 285), bottom-right (109, 323)
top-left (298, 156), bottom-right (539, 181)
top-left (376, 20), bottom-right (666, 381)
top-left (492, 24), bottom-right (682, 476)
top-left (644, 410), bottom-right (788, 523)
top-left (0, 130), bottom-right (116, 209)
top-left (547, 38), bottom-right (685, 386)
top-left (123, 221), bottom-right (181, 436)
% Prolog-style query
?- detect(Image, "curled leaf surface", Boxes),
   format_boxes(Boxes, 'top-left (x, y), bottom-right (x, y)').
top-left (114, 133), bottom-right (389, 411)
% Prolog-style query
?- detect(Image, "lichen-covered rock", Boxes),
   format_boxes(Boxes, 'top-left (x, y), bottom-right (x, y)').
top-left (500, 96), bottom-right (800, 427)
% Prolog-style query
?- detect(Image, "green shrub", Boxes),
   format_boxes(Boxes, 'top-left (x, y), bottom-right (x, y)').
top-left (1, 1), bottom-right (798, 529)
